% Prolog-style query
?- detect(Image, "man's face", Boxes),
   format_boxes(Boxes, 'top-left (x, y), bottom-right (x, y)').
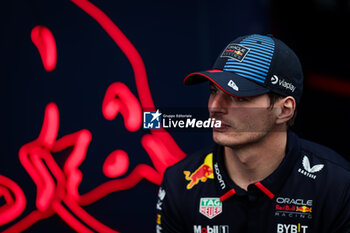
top-left (208, 83), bottom-right (278, 148)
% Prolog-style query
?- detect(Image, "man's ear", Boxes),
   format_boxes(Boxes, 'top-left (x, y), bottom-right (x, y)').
top-left (275, 96), bottom-right (296, 125)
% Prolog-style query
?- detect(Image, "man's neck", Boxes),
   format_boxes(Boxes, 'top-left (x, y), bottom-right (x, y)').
top-left (224, 131), bottom-right (287, 191)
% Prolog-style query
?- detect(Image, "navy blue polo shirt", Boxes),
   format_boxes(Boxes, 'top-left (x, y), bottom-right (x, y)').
top-left (156, 131), bottom-right (350, 233)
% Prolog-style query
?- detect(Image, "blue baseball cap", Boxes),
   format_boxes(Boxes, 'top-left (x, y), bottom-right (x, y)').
top-left (184, 34), bottom-right (304, 103)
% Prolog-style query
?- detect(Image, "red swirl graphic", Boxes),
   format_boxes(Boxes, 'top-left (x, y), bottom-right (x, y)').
top-left (1, 0), bottom-right (186, 232)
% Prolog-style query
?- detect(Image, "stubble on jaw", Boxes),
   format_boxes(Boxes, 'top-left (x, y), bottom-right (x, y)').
top-left (211, 110), bottom-right (277, 149)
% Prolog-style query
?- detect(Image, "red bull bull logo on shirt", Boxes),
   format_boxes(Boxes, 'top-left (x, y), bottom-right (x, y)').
top-left (184, 153), bottom-right (214, 189)
top-left (296, 206), bottom-right (312, 213)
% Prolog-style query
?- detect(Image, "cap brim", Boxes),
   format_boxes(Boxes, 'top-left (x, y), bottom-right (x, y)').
top-left (184, 70), bottom-right (269, 97)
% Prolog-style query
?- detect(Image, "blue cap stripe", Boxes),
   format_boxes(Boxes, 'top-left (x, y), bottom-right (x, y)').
top-left (240, 42), bottom-right (274, 54)
top-left (244, 39), bottom-right (274, 47)
top-left (224, 63), bottom-right (268, 75)
top-left (237, 59), bottom-right (269, 70)
top-left (244, 37), bottom-right (274, 46)
top-left (244, 54), bottom-right (271, 64)
top-left (225, 61), bottom-right (269, 70)
top-left (248, 51), bottom-right (272, 62)
top-left (228, 57), bottom-right (270, 67)
top-left (224, 35), bottom-right (275, 82)
top-left (223, 65), bottom-right (267, 77)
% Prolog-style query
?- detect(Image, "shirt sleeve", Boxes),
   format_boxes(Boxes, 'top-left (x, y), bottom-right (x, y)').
top-left (329, 183), bottom-right (350, 233)
top-left (156, 170), bottom-right (185, 233)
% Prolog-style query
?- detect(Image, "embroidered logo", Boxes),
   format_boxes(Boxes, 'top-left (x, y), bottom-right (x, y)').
top-left (199, 198), bottom-right (222, 219)
top-left (271, 75), bottom-right (279, 84)
top-left (228, 80), bottom-right (239, 91)
top-left (184, 153), bottom-right (214, 189)
top-left (156, 187), bottom-right (166, 210)
top-left (221, 43), bottom-right (249, 62)
top-left (214, 163), bottom-right (225, 190)
top-left (298, 156), bottom-right (324, 179)
top-left (277, 223), bottom-right (309, 233)
top-left (275, 197), bottom-right (313, 219)
top-left (193, 225), bottom-right (229, 233)
top-left (270, 75), bottom-right (296, 93)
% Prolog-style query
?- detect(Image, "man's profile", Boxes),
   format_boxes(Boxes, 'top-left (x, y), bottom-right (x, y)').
top-left (156, 34), bottom-right (350, 233)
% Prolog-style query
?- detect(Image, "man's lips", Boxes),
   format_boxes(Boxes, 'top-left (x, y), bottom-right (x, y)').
top-left (212, 120), bottom-right (231, 132)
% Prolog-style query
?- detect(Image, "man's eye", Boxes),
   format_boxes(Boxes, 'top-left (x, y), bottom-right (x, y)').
top-left (237, 97), bottom-right (247, 102)
top-left (231, 96), bottom-right (248, 102)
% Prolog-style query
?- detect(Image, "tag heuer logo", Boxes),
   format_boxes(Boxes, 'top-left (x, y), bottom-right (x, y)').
top-left (199, 198), bottom-right (222, 219)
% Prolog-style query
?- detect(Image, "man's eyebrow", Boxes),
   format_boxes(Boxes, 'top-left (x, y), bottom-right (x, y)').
top-left (209, 82), bottom-right (216, 88)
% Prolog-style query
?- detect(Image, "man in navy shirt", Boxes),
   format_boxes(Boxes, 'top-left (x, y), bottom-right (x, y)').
top-left (156, 34), bottom-right (350, 233)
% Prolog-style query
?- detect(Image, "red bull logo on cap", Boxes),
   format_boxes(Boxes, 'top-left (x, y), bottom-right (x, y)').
top-left (220, 43), bottom-right (249, 62)
top-left (234, 50), bottom-right (243, 56)
top-left (184, 153), bottom-right (214, 189)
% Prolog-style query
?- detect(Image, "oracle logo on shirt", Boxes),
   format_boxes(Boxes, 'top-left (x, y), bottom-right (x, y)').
top-left (275, 197), bottom-right (313, 219)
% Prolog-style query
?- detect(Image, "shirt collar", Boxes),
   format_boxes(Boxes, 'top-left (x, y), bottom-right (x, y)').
top-left (213, 130), bottom-right (301, 201)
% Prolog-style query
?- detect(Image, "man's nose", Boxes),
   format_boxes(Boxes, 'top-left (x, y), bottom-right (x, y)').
top-left (208, 92), bottom-right (229, 115)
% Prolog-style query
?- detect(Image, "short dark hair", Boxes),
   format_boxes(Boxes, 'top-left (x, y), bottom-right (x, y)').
top-left (267, 92), bottom-right (297, 128)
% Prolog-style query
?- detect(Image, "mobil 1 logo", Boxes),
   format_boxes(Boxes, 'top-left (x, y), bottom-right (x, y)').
top-left (193, 225), bottom-right (229, 233)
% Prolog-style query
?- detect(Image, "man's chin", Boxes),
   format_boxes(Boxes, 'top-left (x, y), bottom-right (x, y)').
top-left (212, 130), bottom-right (263, 148)
top-left (212, 131), bottom-right (240, 147)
